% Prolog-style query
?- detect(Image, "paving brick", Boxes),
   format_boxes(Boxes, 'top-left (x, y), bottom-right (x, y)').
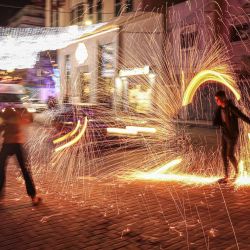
top-left (1, 161), bottom-right (250, 249)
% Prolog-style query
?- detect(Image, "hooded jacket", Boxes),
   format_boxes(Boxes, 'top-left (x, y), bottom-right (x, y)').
top-left (213, 100), bottom-right (250, 139)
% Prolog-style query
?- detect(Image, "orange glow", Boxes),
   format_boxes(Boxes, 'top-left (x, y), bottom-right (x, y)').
top-left (234, 161), bottom-right (250, 186)
top-left (130, 171), bottom-right (219, 185)
top-left (126, 158), bottom-right (219, 185)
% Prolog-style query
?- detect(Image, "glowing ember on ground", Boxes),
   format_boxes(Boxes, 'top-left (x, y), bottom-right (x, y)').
top-left (130, 172), bottom-right (219, 185)
top-left (127, 158), bottom-right (219, 185)
top-left (234, 161), bottom-right (250, 186)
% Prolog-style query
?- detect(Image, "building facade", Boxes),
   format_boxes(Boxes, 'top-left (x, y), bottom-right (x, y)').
top-left (166, 0), bottom-right (250, 120)
top-left (6, 1), bottom-right (58, 101)
top-left (46, 0), bottom-right (165, 115)
top-left (46, 0), bottom-right (249, 118)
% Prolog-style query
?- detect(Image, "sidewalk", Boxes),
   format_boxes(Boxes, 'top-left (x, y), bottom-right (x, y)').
top-left (1, 163), bottom-right (250, 249)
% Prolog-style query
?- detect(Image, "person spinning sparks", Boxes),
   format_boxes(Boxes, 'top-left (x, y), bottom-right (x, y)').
top-left (213, 90), bottom-right (250, 183)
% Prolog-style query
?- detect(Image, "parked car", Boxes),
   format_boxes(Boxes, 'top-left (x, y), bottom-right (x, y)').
top-left (0, 84), bottom-right (35, 113)
top-left (29, 99), bottom-right (48, 113)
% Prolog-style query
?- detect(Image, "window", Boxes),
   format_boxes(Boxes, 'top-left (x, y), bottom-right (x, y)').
top-left (97, 0), bottom-right (102, 22)
top-left (115, 0), bottom-right (122, 16)
top-left (126, 0), bottom-right (133, 12)
top-left (180, 31), bottom-right (197, 49)
top-left (65, 55), bottom-right (71, 96)
top-left (230, 23), bottom-right (249, 42)
top-left (65, 55), bottom-right (71, 83)
top-left (51, 0), bottom-right (59, 26)
top-left (70, 4), bottom-right (84, 24)
top-left (88, 0), bottom-right (94, 15)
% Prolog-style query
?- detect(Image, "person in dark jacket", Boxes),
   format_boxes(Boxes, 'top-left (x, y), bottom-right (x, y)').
top-left (213, 90), bottom-right (250, 183)
top-left (0, 107), bottom-right (41, 205)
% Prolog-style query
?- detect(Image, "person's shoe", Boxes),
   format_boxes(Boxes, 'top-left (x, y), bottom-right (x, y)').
top-left (31, 196), bottom-right (42, 206)
top-left (218, 177), bottom-right (228, 184)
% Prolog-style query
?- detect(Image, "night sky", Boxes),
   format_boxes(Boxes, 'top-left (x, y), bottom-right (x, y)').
top-left (0, 0), bottom-right (32, 26)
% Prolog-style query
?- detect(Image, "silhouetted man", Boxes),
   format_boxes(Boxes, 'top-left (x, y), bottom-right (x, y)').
top-left (213, 90), bottom-right (250, 183)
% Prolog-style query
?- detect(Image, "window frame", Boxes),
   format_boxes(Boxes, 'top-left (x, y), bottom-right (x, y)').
top-left (126, 0), bottom-right (133, 13)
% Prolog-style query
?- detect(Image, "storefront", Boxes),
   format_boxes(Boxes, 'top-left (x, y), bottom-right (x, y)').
top-left (115, 65), bottom-right (156, 114)
top-left (57, 26), bottom-right (119, 104)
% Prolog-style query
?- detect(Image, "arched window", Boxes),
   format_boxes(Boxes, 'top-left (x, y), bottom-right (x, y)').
top-left (115, 0), bottom-right (122, 16)
top-left (97, 0), bottom-right (102, 22)
top-left (126, 0), bottom-right (133, 12)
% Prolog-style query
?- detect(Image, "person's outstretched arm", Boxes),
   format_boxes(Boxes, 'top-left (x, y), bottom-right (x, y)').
top-left (230, 104), bottom-right (250, 124)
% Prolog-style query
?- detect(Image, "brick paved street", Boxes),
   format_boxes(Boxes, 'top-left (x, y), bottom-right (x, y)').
top-left (1, 158), bottom-right (250, 250)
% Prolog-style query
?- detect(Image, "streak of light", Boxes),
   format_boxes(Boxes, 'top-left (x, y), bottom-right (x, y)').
top-left (107, 127), bottom-right (138, 135)
top-left (129, 172), bottom-right (219, 185)
top-left (182, 69), bottom-right (241, 106)
top-left (55, 117), bottom-right (88, 152)
top-left (53, 120), bottom-right (81, 144)
top-left (126, 158), bottom-right (217, 185)
top-left (151, 158), bottom-right (182, 174)
top-left (126, 126), bottom-right (157, 134)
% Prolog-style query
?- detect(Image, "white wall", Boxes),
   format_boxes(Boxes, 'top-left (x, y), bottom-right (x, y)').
top-left (58, 28), bottom-right (119, 103)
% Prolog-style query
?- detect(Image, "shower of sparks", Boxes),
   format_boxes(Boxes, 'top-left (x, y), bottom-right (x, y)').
top-left (19, 5), bottom-right (250, 244)
top-left (16, 2), bottom-right (250, 248)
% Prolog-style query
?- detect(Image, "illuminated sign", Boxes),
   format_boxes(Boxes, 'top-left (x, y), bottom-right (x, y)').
top-left (119, 66), bottom-right (150, 77)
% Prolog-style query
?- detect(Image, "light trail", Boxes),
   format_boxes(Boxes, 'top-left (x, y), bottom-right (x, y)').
top-left (53, 120), bottom-right (81, 144)
top-left (127, 158), bottom-right (219, 185)
top-left (55, 117), bottom-right (88, 152)
top-left (125, 126), bottom-right (157, 134)
top-left (151, 158), bottom-right (182, 174)
top-left (182, 69), bottom-right (241, 106)
top-left (130, 172), bottom-right (219, 185)
top-left (107, 127), bottom-right (138, 135)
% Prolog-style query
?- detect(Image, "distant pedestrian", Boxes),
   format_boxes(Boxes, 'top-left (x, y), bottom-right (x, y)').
top-left (0, 107), bottom-right (41, 205)
top-left (213, 90), bottom-right (250, 183)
